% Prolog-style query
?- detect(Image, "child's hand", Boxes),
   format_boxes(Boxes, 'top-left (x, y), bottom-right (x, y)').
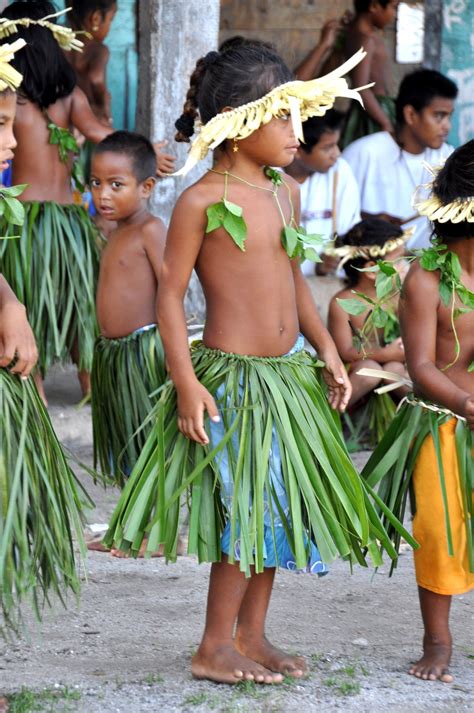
top-left (319, 18), bottom-right (341, 50)
top-left (176, 379), bottom-right (220, 445)
top-left (320, 348), bottom-right (352, 412)
top-left (461, 395), bottom-right (474, 430)
top-left (0, 302), bottom-right (38, 378)
top-left (382, 337), bottom-right (404, 362)
top-left (154, 140), bottom-right (176, 177)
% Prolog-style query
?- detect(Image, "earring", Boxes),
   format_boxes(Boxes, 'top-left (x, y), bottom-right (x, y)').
top-left (92, 24), bottom-right (99, 32)
top-left (232, 138), bottom-right (239, 153)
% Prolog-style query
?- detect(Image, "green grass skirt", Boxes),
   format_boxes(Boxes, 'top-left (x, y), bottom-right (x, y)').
top-left (362, 397), bottom-right (473, 574)
top-left (344, 392), bottom-right (397, 452)
top-left (0, 201), bottom-right (100, 374)
top-left (91, 325), bottom-right (166, 487)
top-left (341, 95), bottom-right (396, 148)
top-left (103, 342), bottom-right (414, 575)
top-left (0, 369), bottom-right (88, 632)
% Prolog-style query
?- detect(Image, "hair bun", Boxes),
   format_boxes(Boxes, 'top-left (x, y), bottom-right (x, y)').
top-left (175, 113), bottom-right (195, 137)
top-left (203, 50), bottom-right (220, 68)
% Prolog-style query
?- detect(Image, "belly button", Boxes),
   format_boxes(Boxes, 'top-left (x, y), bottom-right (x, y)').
top-left (279, 326), bottom-right (284, 333)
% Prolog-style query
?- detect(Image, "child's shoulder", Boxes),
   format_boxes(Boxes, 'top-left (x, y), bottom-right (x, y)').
top-left (140, 212), bottom-right (166, 239)
top-left (329, 285), bottom-right (352, 307)
top-left (173, 171), bottom-right (228, 214)
top-left (402, 258), bottom-right (440, 303)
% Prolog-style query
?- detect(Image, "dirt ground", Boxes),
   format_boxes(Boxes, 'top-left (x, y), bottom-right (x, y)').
top-left (1, 366), bottom-right (473, 712)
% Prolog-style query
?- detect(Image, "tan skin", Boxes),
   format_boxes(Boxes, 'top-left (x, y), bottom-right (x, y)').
top-left (328, 246), bottom-right (409, 405)
top-left (400, 241), bottom-right (474, 683)
top-left (365, 98), bottom-right (455, 226)
top-left (345, 0), bottom-right (399, 132)
top-left (158, 113), bottom-right (351, 684)
top-left (285, 128), bottom-right (341, 275)
top-left (91, 152), bottom-right (166, 339)
top-left (294, 17), bottom-right (342, 80)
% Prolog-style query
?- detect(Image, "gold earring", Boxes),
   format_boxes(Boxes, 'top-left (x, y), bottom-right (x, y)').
top-left (232, 138), bottom-right (239, 153)
top-left (92, 24), bottom-right (99, 32)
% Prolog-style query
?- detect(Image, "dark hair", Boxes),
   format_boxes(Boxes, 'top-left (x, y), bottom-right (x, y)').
top-left (337, 218), bottom-right (403, 286)
top-left (71, 0), bottom-right (116, 24)
top-left (1, 1), bottom-right (76, 109)
top-left (299, 110), bottom-right (344, 154)
top-left (175, 45), bottom-right (293, 143)
top-left (354, 0), bottom-right (391, 12)
top-left (92, 130), bottom-right (157, 182)
top-left (218, 35), bottom-right (276, 53)
top-left (395, 70), bottom-right (458, 126)
top-left (430, 140), bottom-right (474, 241)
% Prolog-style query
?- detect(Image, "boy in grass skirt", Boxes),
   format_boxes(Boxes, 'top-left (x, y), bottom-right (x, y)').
top-left (104, 44), bottom-right (413, 684)
top-left (89, 131), bottom-right (166, 491)
top-left (0, 2), bottom-right (113, 403)
top-left (0, 39), bottom-right (87, 636)
top-left (362, 141), bottom-right (474, 683)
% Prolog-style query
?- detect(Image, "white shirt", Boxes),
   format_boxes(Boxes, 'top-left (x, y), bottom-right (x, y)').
top-left (299, 158), bottom-right (361, 276)
top-left (342, 132), bottom-right (454, 250)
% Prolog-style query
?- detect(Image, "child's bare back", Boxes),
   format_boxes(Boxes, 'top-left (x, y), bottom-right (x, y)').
top-left (96, 213), bottom-right (165, 338)
top-left (345, 23), bottom-right (391, 96)
top-left (181, 168), bottom-right (301, 357)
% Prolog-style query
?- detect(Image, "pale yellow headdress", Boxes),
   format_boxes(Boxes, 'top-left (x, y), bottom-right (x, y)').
top-left (0, 38), bottom-right (25, 91)
top-left (324, 227), bottom-right (414, 268)
top-left (0, 8), bottom-right (85, 53)
top-left (175, 48), bottom-right (373, 176)
top-left (413, 163), bottom-right (474, 224)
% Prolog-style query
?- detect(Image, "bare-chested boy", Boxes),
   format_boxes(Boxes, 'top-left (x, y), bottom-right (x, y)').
top-left (90, 131), bottom-right (166, 492)
top-left (342, 0), bottom-right (398, 146)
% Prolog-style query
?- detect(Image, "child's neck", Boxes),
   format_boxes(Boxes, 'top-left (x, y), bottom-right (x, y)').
top-left (447, 238), bottom-right (474, 276)
top-left (116, 204), bottom-right (148, 228)
top-left (285, 160), bottom-right (317, 184)
top-left (356, 13), bottom-right (379, 34)
top-left (353, 275), bottom-right (377, 296)
top-left (214, 151), bottom-right (272, 187)
top-left (395, 125), bottom-right (427, 155)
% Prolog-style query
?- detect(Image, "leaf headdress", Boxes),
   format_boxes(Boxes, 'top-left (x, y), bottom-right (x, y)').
top-left (0, 37), bottom-right (25, 91)
top-left (413, 162), bottom-right (474, 224)
top-left (175, 48), bottom-right (373, 176)
top-left (324, 227), bottom-right (414, 268)
top-left (0, 8), bottom-right (85, 53)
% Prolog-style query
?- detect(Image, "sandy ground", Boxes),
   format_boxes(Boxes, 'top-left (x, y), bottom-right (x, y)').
top-left (1, 366), bottom-right (473, 712)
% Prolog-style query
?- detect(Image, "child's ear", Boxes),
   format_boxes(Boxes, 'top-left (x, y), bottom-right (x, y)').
top-left (142, 176), bottom-right (156, 197)
top-left (365, 260), bottom-right (377, 281)
top-left (402, 104), bottom-right (418, 127)
top-left (90, 10), bottom-right (102, 33)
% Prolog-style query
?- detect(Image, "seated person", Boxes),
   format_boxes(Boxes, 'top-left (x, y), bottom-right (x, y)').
top-left (285, 110), bottom-right (361, 276)
top-left (342, 70), bottom-right (458, 249)
top-left (328, 218), bottom-right (410, 410)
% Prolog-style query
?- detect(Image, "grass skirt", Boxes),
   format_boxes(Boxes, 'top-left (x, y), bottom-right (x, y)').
top-left (344, 392), bottom-right (396, 451)
top-left (103, 342), bottom-right (413, 575)
top-left (0, 201), bottom-right (100, 374)
top-left (91, 324), bottom-right (166, 487)
top-left (362, 396), bottom-right (473, 574)
top-left (0, 370), bottom-right (87, 632)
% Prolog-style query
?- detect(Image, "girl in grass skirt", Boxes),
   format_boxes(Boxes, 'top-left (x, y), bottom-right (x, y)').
top-left (0, 2), bottom-right (113, 402)
top-left (104, 44), bottom-right (412, 684)
top-left (362, 141), bottom-right (474, 682)
top-left (0, 39), bottom-right (87, 634)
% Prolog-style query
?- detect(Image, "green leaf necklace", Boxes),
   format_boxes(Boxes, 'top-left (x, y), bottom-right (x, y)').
top-left (206, 166), bottom-right (325, 261)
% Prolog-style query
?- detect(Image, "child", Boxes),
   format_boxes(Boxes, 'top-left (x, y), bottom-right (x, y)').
top-left (285, 110), bottom-right (360, 276)
top-left (328, 218), bottom-right (409, 407)
top-left (90, 131), bottom-right (166, 486)
top-left (104, 45), bottom-right (412, 684)
top-left (0, 1), bottom-right (113, 402)
top-left (69, 0), bottom-right (117, 127)
top-left (342, 0), bottom-right (398, 147)
top-left (362, 141), bottom-right (474, 681)
top-left (0, 37), bottom-right (86, 633)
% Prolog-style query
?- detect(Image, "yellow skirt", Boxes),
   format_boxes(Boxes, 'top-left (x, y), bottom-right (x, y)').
top-left (413, 418), bottom-right (474, 595)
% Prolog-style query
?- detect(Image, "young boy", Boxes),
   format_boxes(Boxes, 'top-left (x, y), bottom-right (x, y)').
top-left (363, 141), bottom-right (474, 681)
top-left (342, 0), bottom-right (399, 146)
top-left (285, 111), bottom-right (360, 276)
top-left (90, 131), bottom-right (166, 487)
top-left (343, 69), bottom-right (458, 249)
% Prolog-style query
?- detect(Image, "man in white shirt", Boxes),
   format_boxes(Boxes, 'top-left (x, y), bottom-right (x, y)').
top-left (285, 110), bottom-right (361, 276)
top-left (343, 70), bottom-right (458, 249)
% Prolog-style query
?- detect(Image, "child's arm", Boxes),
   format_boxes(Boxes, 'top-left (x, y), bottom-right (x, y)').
top-left (156, 189), bottom-right (220, 445)
top-left (400, 262), bottom-right (474, 425)
top-left (0, 275), bottom-right (38, 378)
top-left (142, 217), bottom-right (166, 280)
top-left (70, 86), bottom-right (113, 144)
top-left (351, 37), bottom-right (394, 133)
top-left (86, 43), bottom-right (112, 125)
top-left (328, 296), bottom-right (404, 363)
top-left (294, 18), bottom-right (340, 80)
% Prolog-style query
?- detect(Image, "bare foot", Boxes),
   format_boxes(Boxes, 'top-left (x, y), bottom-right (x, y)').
top-left (236, 634), bottom-right (306, 678)
top-left (87, 540), bottom-right (111, 553)
top-left (409, 639), bottom-right (453, 683)
top-left (192, 642), bottom-right (283, 684)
